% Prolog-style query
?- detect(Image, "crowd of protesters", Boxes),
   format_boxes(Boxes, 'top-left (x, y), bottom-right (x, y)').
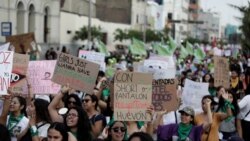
top-left (0, 43), bottom-right (250, 141)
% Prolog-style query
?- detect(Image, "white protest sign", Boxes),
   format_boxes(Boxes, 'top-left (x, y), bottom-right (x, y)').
top-left (0, 42), bottom-right (10, 51)
top-left (0, 51), bottom-right (14, 95)
top-left (79, 50), bottom-right (106, 71)
top-left (136, 56), bottom-right (176, 79)
top-left (224, 50), bottom-right (231, 57)
top-left (182, 79), bottom-right (209, 113)
top-left (213, 47), bottom-right (222, 56)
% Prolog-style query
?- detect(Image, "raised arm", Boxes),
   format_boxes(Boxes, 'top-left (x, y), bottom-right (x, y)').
top-left (202, 98), bottom-right (213, 132)
top-left (26, 77), bottom-right (33, 106)
top-left (153, 110), bottom-right (167, 129)
top-left (218, 92), bottom-right (233, 121)
top-left (145, 105), bottom-right (155, 136)
top-left (48, 85), bottom-right (69, 123)
top-left (0, 94), bottom-right (11, 125)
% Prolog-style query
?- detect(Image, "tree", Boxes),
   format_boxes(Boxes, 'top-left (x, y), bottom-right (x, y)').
top-left (113, 27), bottom-right (169, 43)
top-left (230, 2), bottom-right (250, 57)
top-left (113, 28), bottom-right (128, 42)
top-left (73, 26), bottom-right (103, 41)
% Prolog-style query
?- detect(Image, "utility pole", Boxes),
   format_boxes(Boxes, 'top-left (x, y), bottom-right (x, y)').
top-left (143, 1), bottom-right (147, 44)
top-left (87, 0), bottom-right (92, 50)
top-left (172, 0), bottom-right (176, 39)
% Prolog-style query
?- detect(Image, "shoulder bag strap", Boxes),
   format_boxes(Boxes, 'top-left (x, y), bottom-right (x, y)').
top-left (243, 109), bottom-right (250, 120)
top-left (174, 111), bottom-right (178, 124)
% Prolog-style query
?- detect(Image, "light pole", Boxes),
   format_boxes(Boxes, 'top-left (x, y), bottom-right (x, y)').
top-left (87, 0), bottom-right (92, 50)
top-left (143, 1), bottom-right (147, 43)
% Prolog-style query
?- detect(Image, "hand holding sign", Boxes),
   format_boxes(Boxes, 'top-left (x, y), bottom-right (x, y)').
top-left (61, 83), bottom-right (70, 95)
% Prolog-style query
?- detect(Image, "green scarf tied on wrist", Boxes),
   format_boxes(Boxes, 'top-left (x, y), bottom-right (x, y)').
top-left (178, 123), bottom-right (193, 141)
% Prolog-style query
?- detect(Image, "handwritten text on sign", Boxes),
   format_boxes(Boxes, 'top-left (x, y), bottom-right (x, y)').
top-left (52, 52), bottom-right (100, 94)
top-left (152, 79), bottom-right (178, 111)
top-left (114, 72), bottom-right (153, 121)
top-left (0, 51), bottom-right (14, 95)
top-left (79, 50), bottom-right (106, 71)
top-left (214, 56), bottom-right (230, 88)
top-left (182, 79), bottom-right (209, 112)
top-left (26, 61), bottom-right (61, 94)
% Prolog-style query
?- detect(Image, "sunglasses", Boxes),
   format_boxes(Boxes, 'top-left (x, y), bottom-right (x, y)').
top-left (68, 101), bottom-right (77, 105)
top-left (82, 99), bottom-right (91, 103)
top-left (112, 127), bottom-right (126, 133)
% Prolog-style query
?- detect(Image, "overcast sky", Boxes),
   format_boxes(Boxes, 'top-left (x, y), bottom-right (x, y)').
top-left (200, 0), bottom-right (249, 26)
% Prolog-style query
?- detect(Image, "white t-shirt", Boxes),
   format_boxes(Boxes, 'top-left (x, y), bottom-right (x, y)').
top-left (6, 115), bottom-right (29, 141)
top-left (238, 95), bottom-right (250, 121)
top-left (37, 122), bottom-right (50, 138)
top-left (163, 111), bottom-right (181, 125)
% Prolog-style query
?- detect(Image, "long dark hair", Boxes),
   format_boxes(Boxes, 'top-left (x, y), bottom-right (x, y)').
top-left (0, 124), bottom-right (11, 141)
top-left (128, 132), bottom-right (153, 141)
top-left (216, 90), bottom-right (240, 117)
top-left (64, 106), bottom-right (92, 141)
top-left (202, 95), bottom-right (217, 111)
top-left (202, 73), bottom-right (213, 83)
top-left (13, 96), bottom-right (27, 116)
top-left (85, 94), bottom-right (98, 110)
top-left (34, 98), bottom-right (51, 123)
top-left (65, 94), bottom-right (82, 108)
top-left (48, 122), bottom-right (68, 141)
top-left (216, 86), bottom-right (224, 97)
top-left (106, 121), bottom-right (127, 141)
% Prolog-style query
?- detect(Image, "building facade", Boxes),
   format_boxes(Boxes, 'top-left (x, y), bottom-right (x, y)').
top-left (60, 0), bottom-right (132, 55)
top-left (0, 0), bottom-right (60, 45)
top-left (191, 10), bottom-right (221, 42)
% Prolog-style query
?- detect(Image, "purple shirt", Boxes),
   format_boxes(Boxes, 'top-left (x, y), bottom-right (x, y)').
top-left (157, 123), bottom-right (203, 141)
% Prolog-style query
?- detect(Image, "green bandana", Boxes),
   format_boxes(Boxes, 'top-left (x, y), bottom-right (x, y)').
top-left (178, 123), bottom-right (193, 141)
top-left (7, 113), bottom-right (24, 137)
top-left (221, 100), bottom-right (235, 122)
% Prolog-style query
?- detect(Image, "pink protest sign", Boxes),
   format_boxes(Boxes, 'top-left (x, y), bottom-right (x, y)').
top-left (27, 60), bottom-right (61, 94)
top-left (0, 51), bottom-right (14, 95)
top-left (10, 53), bottom-right (29, 93)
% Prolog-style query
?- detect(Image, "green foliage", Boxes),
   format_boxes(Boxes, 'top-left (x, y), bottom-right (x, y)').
top-left (113, 27), bottom-right (169, 43)
top-left (73, 26), bottom-right (103, 41)
top-left (230, 2), bottom-right (250, 56)
top-left (183, 37), bottom-right (209, 45)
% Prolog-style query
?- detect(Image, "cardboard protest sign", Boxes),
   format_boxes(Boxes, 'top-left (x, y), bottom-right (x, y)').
top-left (0, 51), bottom-right (14, 95)
top-left (78, 50), bottom-right (106, 71)
top-left (0, 100), bottom-right (3, 115)
top-left (52, 52), bottom-right (100, 94)
top-left (152, 79), bottom-right (178, 112)
top-left (182, 79), bottom-right (209, 112)
top-left (26, 60), bottom-right (61, 94)
top-left (10, 53), bottom-right (29, 93)
top-left (114, 72), bottom-right (153, 121)
top-left (6, 33), bottom-right (35, 53)
top-left (214, 56), bottom-right (230, 88)
top-left (0, 42), bottom-right (10, 51)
